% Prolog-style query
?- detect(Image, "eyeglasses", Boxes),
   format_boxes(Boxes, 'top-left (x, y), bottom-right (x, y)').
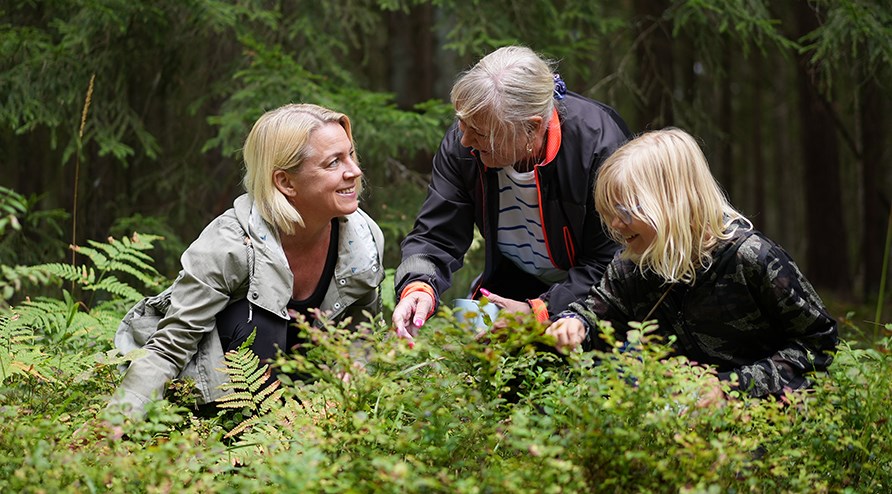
top-left (615, 205), bottom-right (642, 225)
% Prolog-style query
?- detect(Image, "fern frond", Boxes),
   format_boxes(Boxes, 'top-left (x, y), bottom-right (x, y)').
top-left (246, 367), bottom-right (271, 392)
top-left (86, 275), bottom-right (144, 302)
top-left (28, 263), bottom-right (95, 285)
top-left (258, 387), bottom-right (285, 414)
top-left (81, 240), bottom-right (162, 282)
top-left (217, 398), bottom-right (255, 409)
top-left (119, 232), bottom-right (165, 251)
top-left (6, 297), bottom-right (72, 335)
top-left (0, 308), bottom-right (92, 383)
top-left (6, 295), bottom-right (118, 350)
top-left (224, 414), bottom-right (263, 439)
top-left (217, 330), bottom-right (285, 438)
top-left (72, 245), bottom-right (109, 270)
top-left (83, 239), bottom-right (119, 260)
top-left (21, 233), bottom-right (168, 306)
top-left (107, 257), bottom-right (161, 284)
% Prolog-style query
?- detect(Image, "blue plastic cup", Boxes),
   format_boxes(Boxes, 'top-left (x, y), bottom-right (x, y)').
top-left (452, 298), bottom-right (499, 331)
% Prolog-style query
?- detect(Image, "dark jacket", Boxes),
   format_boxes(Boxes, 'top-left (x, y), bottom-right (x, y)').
top-left (567, 226), bottom-right (839, 398)
top-left (395, 92), bottom-right (631, 315)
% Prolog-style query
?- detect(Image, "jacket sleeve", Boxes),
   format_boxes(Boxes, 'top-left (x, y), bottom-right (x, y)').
top-left (540, 111), bottom-right (629, 314)
top-left (110, 215), bottom-right (248, 417)
top-left (541, 192), bottom-right (619, 314)
top-left (723, 240), bottom-right (838, 397)
top-left (562, 259), bottom-right (636, 351)
top-left (394, 125), bottom-right (477, 306)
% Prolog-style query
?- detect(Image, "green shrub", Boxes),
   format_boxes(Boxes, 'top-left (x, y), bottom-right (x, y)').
top-left (1, 234), bottom-right (890, 493)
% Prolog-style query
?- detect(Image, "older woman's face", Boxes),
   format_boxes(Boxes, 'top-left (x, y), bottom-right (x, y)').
top-left (457, 116), bottom-right (528, 169)
top-left (287, 123), bottom-right (361, 223)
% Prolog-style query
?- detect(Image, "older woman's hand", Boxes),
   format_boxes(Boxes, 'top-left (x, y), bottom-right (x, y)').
top-left (392, 291), bottom-right (435, 347)
top-left (479, 289), bottom-right (531, 314)
top-left (545, 317), bottom-right (586, 352)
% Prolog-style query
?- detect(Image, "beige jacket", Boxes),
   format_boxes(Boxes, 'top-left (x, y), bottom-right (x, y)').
top-left (111, 194), bottom-right (384, 417)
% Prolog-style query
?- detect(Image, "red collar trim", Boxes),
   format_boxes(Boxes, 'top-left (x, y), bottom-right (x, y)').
top-left (537, 108), bottom-right (561, 167)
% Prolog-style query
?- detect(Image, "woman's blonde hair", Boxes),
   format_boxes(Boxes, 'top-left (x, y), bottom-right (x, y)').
top-left (451, 45), bottom-right (555, 162)
top-left (242, 103), bottom-right (359, 235)
top-left (594, 128), bottom-right (751, 284)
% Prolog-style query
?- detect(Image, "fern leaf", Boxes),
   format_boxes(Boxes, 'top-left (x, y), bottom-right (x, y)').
top-left (72, 244), bottom-right (110, 270)
top-left (217, 398), bottom-right (255, 409)
top-left (246, 367), bottom-right (271, 393)
top-left (85, 239), bottom-right (121, 259)
top-left (87, 275), bottom-right (144, 302)
top-left (258, 388), bottom-right (285, 414)
top-left (85, 239), bottom-right (162, 281)
top-left (253, 376), bottom-right (280, 400)
top-left (27, 263), bottom-right (96, 285)
top-left (107, 257), bottom-right (161, 283)
top-left (224, 414), bottom-right (263, 439)
top-left (216, 329), bottom-right (285, 438)
top-left (121, 232), bottom-right (165, 251)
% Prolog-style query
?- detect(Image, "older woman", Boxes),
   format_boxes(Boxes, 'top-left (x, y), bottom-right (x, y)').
top-left (392, 45), bottom-right (631, 342)
top-left (111, 104), bottom-right (384, 418)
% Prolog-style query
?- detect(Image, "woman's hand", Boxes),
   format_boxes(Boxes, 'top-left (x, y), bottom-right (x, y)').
top-left (545, 317), bottom-right (586, 352)
top-left (391, 291), bottom-right (435, 347)
top-left (479, 288), bottom-right (531, 314)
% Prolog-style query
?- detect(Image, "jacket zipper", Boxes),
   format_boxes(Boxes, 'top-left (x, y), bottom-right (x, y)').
top-left (562, 226), bottom-right (576, 266)
top-left (534, 166), bottom-right (560, 269)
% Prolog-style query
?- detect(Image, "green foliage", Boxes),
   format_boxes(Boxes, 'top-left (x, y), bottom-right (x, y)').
top-left (436, 0), bottom-right (626, 82)
top-left (1, 295), bottom-right (892, 491)
top-left (217, 331), bottom-right (286, 439)
top-left (0, 232), bottom-right (167, 398)
top-left (671, 0), bottom-right (797, 57)
top-left (23, 232), bottom-right (166, 305)
top-left (800, 0), bottom-right (892, 91)
top-left (0, 186), bottom-right (68, 267)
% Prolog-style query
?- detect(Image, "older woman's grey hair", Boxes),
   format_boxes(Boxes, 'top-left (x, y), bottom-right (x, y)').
top-left (451, 46), bottom-right (556, 150)
top-left (242, 103), bottom-right (356, 235)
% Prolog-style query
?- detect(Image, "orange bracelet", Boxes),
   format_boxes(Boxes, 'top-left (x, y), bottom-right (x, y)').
top-left (527, 298), bottom-right (550, 323)
top-left (400, 281), bottom-right (437, 318)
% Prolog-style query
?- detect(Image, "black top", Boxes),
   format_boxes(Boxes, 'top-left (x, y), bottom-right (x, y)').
top-left (286, 219), bottom-right (339, 350)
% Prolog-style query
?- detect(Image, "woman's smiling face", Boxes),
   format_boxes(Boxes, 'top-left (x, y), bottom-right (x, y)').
top-left (286, 122), bottom-right (362, 222)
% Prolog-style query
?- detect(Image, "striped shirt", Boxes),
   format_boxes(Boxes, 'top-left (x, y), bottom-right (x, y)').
top-left (496, 166), bottom-right (567, 284)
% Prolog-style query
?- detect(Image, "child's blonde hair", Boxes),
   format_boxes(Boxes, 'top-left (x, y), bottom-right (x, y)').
top-left (594, 128), bottom-right (751, 284)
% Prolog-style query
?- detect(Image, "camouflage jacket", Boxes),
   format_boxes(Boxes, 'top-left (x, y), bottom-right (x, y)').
top-left (566, 225), bottom-right (838, 397)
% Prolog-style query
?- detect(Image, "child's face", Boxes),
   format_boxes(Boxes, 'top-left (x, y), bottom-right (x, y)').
top-left (609, 209), bottom-right (656, 255)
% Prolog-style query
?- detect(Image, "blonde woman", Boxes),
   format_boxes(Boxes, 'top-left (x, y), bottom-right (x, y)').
top-left (547, 128), bottom-right (837, 398)
top-left (111, 104), bottom-right (384, 418)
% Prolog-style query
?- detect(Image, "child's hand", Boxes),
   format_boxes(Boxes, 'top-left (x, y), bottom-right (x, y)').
top-left (545, 317), bottom-right (585, 352)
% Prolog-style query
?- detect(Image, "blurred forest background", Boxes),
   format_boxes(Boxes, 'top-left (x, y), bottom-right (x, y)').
top-left (1, 0), bottom-right (891, 313)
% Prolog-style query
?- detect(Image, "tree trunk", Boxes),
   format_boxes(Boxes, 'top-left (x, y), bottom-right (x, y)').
top-left (751, 53), bottom-right (766, 231)
top-left (633, 0), bottom-right (674, 129)
top-left (860, 76), bottom-right (887, 299)
top-left (794, 1), bottom-right (850, 292)
top-left (718, 40), bottom-right (733, 196)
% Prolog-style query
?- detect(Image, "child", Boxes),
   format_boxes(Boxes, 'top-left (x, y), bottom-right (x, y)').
top-left (546, 128), bottom-right (838, 398)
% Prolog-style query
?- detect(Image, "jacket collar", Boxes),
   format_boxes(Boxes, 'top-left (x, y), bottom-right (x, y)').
top-left (536, 108), bottom-right (562, 168)
top-left (233, 193), bottom-right (378, 282)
